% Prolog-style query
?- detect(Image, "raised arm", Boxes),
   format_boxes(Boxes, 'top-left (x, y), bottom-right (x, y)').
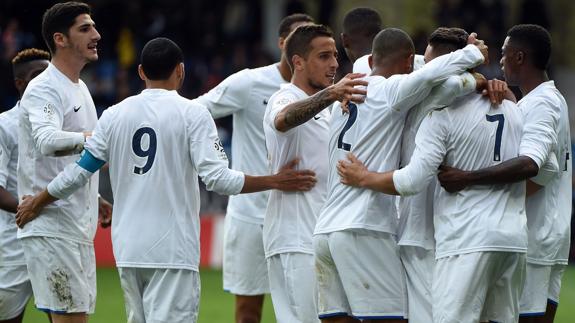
top-left (274, 73), bottom-right (367, 132)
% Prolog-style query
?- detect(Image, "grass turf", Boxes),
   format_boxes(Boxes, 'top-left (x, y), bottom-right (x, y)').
top-left (23, 265), bottom-right (575, 322)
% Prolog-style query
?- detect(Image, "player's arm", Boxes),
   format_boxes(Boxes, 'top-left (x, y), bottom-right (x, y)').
top-left (438, 100), bottom-right (559, 192)
top-left (387, 36), bottom-right (486, 112)
top-left (274, 73), bottom-right (367, 132)
top-left (191, 106), bottom-right (316, 195)
top-left (24, 89), bottom-right (88, 156)
top-left (338, 110), bottom-right (448, 195)
top-left (0, 133), bottom-right (17, 213)
top-left (193, 69), bottom-right (252, 119)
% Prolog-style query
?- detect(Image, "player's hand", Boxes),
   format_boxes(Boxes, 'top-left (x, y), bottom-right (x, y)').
top-left (273, 158), bottom-right (317, 191)
top-left (437, 165), bottom-right (469, 193)
top-left (98, 196), bottom-right (113, 228)
top-left (481, 79), bottom-right (509, 105)
top-left (15, 195), bottom-right (41, 228)
top-left (337, 153), bottom-right (368, 187)
top-left (467, 32), bottom-right (489, 64)
top-left (328, 73), bottom-right (368, 109)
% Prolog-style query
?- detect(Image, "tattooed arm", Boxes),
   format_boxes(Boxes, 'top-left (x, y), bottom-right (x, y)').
top-left (274, 73), bottom-right (368, 132)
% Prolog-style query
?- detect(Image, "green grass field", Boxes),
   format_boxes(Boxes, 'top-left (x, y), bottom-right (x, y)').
top-left (23, 266), bottom-right (575, 322)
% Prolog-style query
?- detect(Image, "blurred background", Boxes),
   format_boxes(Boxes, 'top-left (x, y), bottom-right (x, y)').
top-left (0, 1), bottom-right (574, 321)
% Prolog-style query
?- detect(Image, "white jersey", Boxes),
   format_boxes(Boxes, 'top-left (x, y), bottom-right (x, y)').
top-left (397, 72), bottom-right (477, 249)
top-left (393, 94), bottom-right (527, 259)
top-left (194, 64), bottom-right (286, 224)
top-left (315, 44), bottom-right (484, 235)
top-left (48, 89), bottom-right (245, 271)
top-left (263, 83), bottom-right (330, 257)
top-left (18, 63), bottom-right (98, 244)
top-left (519, 81), bottom-right (572, 265)
top-left (0, 105), bottom-right (24, 265)
top-left (353, 54), bottom-right (425, 74)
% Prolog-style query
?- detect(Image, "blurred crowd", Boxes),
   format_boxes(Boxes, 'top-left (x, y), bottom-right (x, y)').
top-left (0, 0), bottom-right (572, 260)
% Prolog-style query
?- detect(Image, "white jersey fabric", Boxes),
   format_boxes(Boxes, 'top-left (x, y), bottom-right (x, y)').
top-left (519, 81), bottom-right (572, 265)
top-left (263, 83), bottom-right (331, 257)
top-left (18, 63), bottom-right (98, 244)
top-left (353, 54), bottom-right (425, 74)
top-left (393, 95), bottom-right (527, 258)
top-left (315, 44), bottom-right (484, 235)
top-left (0, 105), bottom-right (23, 265)
top-left (48, 89), bottom-right (245, 271)
top-left (194, 64), bottom-right (286, 224)
top-left (398, 72), bottom-right (477, 249)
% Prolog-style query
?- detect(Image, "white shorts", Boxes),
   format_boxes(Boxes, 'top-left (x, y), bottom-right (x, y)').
top-left (20, 236), bottom-right (96, 314)
top-left (118, 267), bottom-right (200, 323)
top-left (223, 215), bottom-right (269, 295)
top-left (314, 230), bottom-right (407, 320)
top-left (399, 246), bottom-right (434, 323)
top-left (519, 263), bottom-right (566, 317)
top-left (267, 253), bottom-right (319, 323)
top-left (433, 251), bottom-right (526, 323)
top-left (0, 265), bottom-right (33, 320)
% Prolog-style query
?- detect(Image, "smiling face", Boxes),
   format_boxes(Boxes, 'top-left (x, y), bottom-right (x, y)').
top-left (299, 36), bottom-right (338, 91)
top-left (59, 14), bottom-right (101, 63)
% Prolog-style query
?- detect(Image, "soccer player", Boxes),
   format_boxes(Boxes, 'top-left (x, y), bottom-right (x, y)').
top-left (193, 13), bottom-right (313, 323)
top-left (0, 48), bottom-right (49, 323)
top-left (340, 7), bottom-right (383, 74)
top-left (16, 37), bottom-right (317, 323)
top-left (437, 24), bottom-right (571, 323)
top-left (16, 2), bottom-right (111, 323)
top-left (263, 24), bottom-right (367, 323)
top-left (337, 92), bottom-right (527, 322)
top-left (313, 28), bottom-right (486, 323)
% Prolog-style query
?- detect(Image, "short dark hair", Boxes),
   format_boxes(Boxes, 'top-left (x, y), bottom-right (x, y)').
top-left (507, 24), bottom-right (551, 70)
top-left (42, 2), bottom-right (91, 54)
top-left (428, 27), bottom-right (469, 55)
top-left (284, 24), bottom-right (333, 71)
top-left (141, 37), bottom-right (184, 80)
top-left (278, 13), bottom-right (314, 38)
top-left (342, 7), bottom-right (382, 40)
top-left (372, 28), bottom-right (414, 63)
top-left (12, 48), bottom-right (50, 78)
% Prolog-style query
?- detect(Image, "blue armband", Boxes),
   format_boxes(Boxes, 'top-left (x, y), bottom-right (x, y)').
top-left (76, 150), bottom-right (106, 173)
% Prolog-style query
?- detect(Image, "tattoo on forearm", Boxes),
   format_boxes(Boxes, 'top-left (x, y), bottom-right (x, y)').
top-left (282, 89), bottom-right (333, 129)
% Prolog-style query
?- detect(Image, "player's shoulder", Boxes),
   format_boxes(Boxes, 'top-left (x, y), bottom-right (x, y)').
top-left (0, 107), bottom-right (18, 134)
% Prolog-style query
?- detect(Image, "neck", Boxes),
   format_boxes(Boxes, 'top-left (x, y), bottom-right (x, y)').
top-left (51, 53), bottom-right (86, 83)
top-left (519, 69), bottom-right (549, 95)
top-left (278, 56), bottom-right (292, 82)
top-left (292, 73), bottom-right (321, 96)
top-left (145, 80), bottom-right (179, 91)
top-left (349, 43), bottom-right (372, 63)
top-left (372, 59), bottom-right (403, 78)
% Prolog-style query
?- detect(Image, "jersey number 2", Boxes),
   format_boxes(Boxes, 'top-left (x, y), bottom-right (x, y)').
top-left (337, 103), bottom-right (358, 151)
top-left (486, 114), bottom-right (504, 161)
top-left (132, 127), bottom-right (157, 174)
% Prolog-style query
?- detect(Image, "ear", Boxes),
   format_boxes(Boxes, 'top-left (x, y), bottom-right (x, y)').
top-left (177, 62), bottom-right (185, 80)
top-left (368, 54), bottom-right (373, 69)
top-left (406, 53), bottom-right (415, 72)
top-left (137, 65), bottom-right (146, 81)
top-left (14, 78), bottom-right (25, 95)
top-left (292, 54), bottom-right (305, 71)
top-left (278, 37), bottom-right (286, 51)
top-left (53, 32), bottom-right (67, 49)
top-left (516, 51), bottom-right (524, 66)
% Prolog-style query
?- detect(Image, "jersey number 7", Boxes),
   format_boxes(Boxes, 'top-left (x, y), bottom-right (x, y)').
top-left (486, 114), bottom-right (505, 162)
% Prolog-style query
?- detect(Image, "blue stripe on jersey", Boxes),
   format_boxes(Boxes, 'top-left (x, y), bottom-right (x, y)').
top-left (548, 298), bottom-right (559, 306)
top-left (519, 312), bottom-right (546, 317)
top-left (37, 307), bottom-right (68, 314)
top-left (318, 312), bottom-right (351, 319)
top-left (77, 149), bottom-right (105, 173)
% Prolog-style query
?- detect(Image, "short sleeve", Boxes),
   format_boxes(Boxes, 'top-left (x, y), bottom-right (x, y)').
top-left (519, 99), bottom-right (560, 168)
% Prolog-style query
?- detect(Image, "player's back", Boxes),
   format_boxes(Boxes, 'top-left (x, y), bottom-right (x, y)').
top-left (316, 75), bottom-right (406, 235)
top-left (431, 94), bottom-right (527, 258)
top-left (100, 89), bottom-right (212, 270)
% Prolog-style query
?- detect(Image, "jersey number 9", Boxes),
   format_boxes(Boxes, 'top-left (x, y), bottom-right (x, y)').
top-left (132, 127), bottom-right (157, 175)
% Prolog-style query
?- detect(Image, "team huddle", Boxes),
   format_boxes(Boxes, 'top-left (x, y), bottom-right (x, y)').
top-left (0, 1), bottom-right (570, 323)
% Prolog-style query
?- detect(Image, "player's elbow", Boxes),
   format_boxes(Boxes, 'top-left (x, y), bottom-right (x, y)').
top-left (522, 157), bottom-right (540, 178)
top-left (274, 116), bottom-right (289, 133)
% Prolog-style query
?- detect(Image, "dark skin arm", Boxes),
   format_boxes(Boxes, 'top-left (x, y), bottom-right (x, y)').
top-left (0, 186), bottom-right (18, 213)
top-left (274, 73), bottom-right (367, 132)
top-left (437, 156), bottom-right (538, 193)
